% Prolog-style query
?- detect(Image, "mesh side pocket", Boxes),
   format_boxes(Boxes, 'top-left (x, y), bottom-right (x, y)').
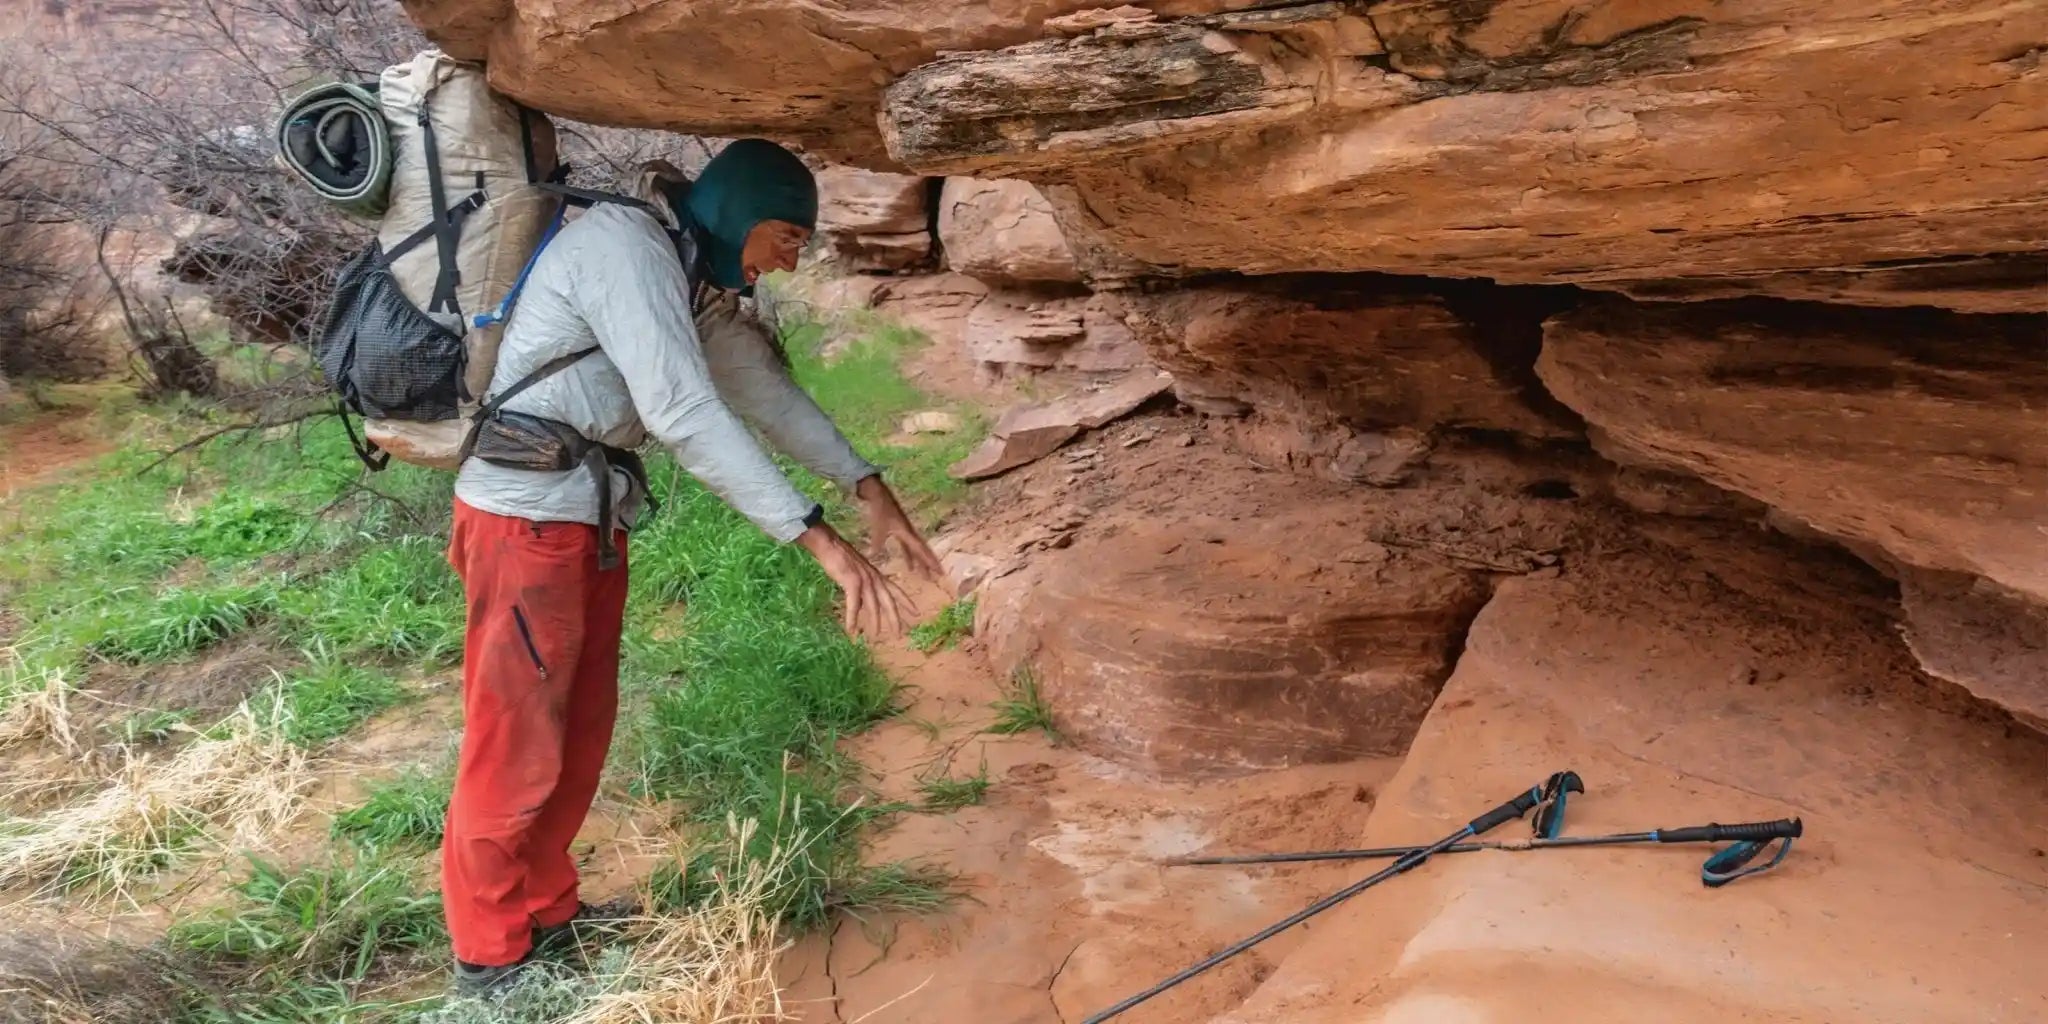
top-left (315, 242), bottom-right (465, 420)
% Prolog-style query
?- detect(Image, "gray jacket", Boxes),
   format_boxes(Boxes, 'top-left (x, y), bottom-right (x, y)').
top-left (452, 201), bottom-right (876, 542)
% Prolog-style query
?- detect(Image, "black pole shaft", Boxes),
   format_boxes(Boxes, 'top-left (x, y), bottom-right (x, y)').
top-left (1081, 828), bottom-right (1473, 1024)
top-left (1171, 832), bottom-right (1660, 867)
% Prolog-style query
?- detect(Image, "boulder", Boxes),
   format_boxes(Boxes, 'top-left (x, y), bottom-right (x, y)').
top-left (1537, 300), bottom-right (2048, 606)
top-left (813, 165), bottom-right (931, 272)
top-left (992, 519), bottom-right (1490, 776)
top-left (937, 178), bottom-right (1081, 284)
top-left (962, 288), bottom-right (1148, 375)
top-left (949, 371), bottom-right (1171, 480)
top-left (1900, 570), bottom-right (2048, 733)
top-left (1217, 525), bottom-right (2048, 1023)
top-left (966, 439), bottom-right (1586, 778)
top-left (1118, 281), bottom-right (1578, 438)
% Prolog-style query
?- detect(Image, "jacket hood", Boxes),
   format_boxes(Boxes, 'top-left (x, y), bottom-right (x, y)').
top-left (673, 139), bottom-right (817, 293)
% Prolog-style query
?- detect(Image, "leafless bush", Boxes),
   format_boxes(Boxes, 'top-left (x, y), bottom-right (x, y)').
top-left (0, 0), bottom-right (713, 425)
top-left (0, 109), bottom-right (105, 382)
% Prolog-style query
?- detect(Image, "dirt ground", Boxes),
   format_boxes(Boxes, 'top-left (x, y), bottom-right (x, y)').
top-left (773, 610), bottom-right (1403, 1024)
top-left (0, 410), bottom-right (110, 501)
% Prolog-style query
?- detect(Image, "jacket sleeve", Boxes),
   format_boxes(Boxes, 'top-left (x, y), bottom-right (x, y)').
top-left (697, 298), bottom-right (881, 492)
top-left (567, 222), bottom-right (819, 543)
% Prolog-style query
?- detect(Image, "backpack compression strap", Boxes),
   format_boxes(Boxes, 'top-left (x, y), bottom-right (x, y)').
top-left (416, 107), bottom-right (484, 316)
top-left (336, 399), bottom-right (390, 472)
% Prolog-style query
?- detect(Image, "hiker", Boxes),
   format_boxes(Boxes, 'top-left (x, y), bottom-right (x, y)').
top-left (441, 139), bottom-right (943, 994)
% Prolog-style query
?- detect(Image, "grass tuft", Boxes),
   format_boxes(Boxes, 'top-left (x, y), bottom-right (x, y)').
top-left (916, 761), bottom-right (991, 811)
top-left (331, 764), bottom-right (451, 849)
top-left (989, 666), bottom-right (1059, 742)
top-left (269, 656), bottom-right (410, 747)
top-left (169, 850), bottom-right (444, 982)
top-left (0, 652), bottom-right (85, 755)
top-left (909, 598), bottom-right (976, 654)
top-left (0, 696), bottom-right (312, 898)
top-left (555, 817), bottom-right (798, 1024)
top-left (78, 583), bottom-right (275, 664)
top-left (114, 707), bottom-right (194, 746)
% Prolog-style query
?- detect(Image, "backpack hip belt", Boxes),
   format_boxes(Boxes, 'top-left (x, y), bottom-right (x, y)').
top-left (459, 347), bottom-right (654, 571)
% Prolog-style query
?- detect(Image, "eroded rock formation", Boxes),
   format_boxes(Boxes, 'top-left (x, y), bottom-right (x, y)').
top-left (1537, 300), bottom-right (2048, 604)
top-left (418, 0), bottom-right (2048, 313)
top-left (812, 166), bottom-right (932, 272)
top-left (937, 178), bottom-right (1082, 285)
top-left (1216, 523), bottom-right (2048, 1023)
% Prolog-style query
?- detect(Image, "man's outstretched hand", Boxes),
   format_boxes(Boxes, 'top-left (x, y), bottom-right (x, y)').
top-left (796, 520), bottom-right (920, 639)
top-left (853, 475), bottom-right (946, 583)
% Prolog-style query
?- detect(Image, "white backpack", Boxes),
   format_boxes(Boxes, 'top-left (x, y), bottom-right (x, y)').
top-left (296, 51), bottom-right (562, 470)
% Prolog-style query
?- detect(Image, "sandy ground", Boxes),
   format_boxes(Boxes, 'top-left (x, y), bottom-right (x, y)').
top-left (758, 571), bottom-right (1401, 1024)
top-left (0, 410), bottom-right (110, 501)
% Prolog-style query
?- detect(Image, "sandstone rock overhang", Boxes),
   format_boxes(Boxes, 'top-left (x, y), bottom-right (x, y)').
top-left (407, 0), bottom-right (2048, 313)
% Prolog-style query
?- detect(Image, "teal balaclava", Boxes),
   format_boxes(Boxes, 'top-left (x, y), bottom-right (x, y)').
top-left (675, 138), bottom-right (819, 292)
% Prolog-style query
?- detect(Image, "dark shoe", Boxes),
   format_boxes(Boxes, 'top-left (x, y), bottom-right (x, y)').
top-left (452, 953), bottom-right (533, 999)
top-left (531, 898), bottom-right (641, 957)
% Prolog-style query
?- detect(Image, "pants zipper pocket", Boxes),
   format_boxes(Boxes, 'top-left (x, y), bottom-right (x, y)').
top-left (511, 606), bottom-right (548, 680)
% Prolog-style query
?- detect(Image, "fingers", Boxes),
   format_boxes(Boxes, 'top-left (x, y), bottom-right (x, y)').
top-left (883, 575), bottom-right (919, 622)
top-left (877, 574), bottom-right (906, 636)
top-left (842, 580), bottom-right (863, 636)
top-left (867, 571), bottom-right (890, 637)
top-left (908, 537), bottom-right (946, 583)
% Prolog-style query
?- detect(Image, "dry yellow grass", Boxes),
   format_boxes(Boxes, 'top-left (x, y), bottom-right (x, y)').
top-left (0, 657), bottom-right (83, 756)
top-left (566, 817), bottom-right (794, 1024)
top-left (0, 694), bottom-right (312, 899)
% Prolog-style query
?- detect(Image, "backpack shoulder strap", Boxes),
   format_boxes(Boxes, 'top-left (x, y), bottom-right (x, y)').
top-left (538, 182), bottom-right (647, 209)
top-left (457, 346), bottom-right (602, 462)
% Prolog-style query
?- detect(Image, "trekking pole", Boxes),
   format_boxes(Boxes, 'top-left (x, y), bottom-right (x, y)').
top-left (1165, 818), bottom-right (1804, 888)
top-left (1080, 777), bottom-right (1556, 1024)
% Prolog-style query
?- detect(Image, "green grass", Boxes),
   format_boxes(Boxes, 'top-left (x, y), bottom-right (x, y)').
top-left (169, 851), bottom-right (445, 985)
top-left (989, 666), bottom-right (1059, 742)
top-left (75, 583), bottom-right (277, 663)
top-left (917, 761), bottom-right (991, 811)
top-left (909, 598), bottom-right (976, 654)
top-left (273, 537), bottom-right (464, 664)
top-left (272, 657), bottom-right (411, 747)
top-left (4, 304), bottom-right (985, 1010)
top-left (781, 317), bottom-right (986, 527)
top-left (609, 309), bottom-right (993, 929)
top-left (619, 474), bottom-right (909, 927)
top-left (332, 765), bottom-right (451, 849)
top-left (0, 405), bottom-right (459, 685)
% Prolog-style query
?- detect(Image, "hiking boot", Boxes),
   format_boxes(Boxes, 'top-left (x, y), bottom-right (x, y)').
top-left (452, 952), bottom-right (533, 999)
top-left (531, 898), bottom-right (641, 958)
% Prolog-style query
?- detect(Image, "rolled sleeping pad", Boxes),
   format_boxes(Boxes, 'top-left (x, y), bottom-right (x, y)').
top-left (276, 81), bottom-right (391, 217)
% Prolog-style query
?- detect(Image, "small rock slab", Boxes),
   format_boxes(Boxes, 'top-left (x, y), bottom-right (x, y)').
top-left (949, 372), bottom-right (1172, 480)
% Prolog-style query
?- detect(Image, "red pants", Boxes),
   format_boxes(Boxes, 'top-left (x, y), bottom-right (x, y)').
top-left (443, 499), bottom-right (628, 966)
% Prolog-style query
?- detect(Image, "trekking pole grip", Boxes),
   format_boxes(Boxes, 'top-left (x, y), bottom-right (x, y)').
top-left (1467, 784), bottom-right (1548, 836)
top-left (1658, 818), bottom-right (1803, 844)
